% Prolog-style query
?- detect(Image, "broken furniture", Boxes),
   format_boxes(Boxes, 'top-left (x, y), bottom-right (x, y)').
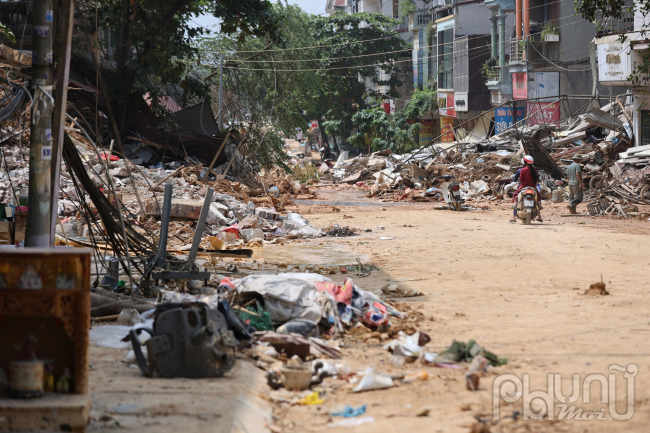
top-left (128, 302), bottom-right (237, 378)
top-left (0, 249), bottom-right (91, 432)
top-left (140, 183), bottom-right (213, 291)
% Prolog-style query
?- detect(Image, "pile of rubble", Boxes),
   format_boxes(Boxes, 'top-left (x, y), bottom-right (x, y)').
top-left (319, 99), bottom-right (650, 215)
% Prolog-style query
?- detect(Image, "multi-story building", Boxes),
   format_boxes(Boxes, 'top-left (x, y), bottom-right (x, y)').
top-left (595, 2), bottom-right (650, 147)
top-left (484, 0), bottom-right (601, 129)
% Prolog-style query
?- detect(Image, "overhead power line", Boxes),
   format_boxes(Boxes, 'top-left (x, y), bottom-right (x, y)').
top-left (222, 14), bottom-right (592, 72)
top-left (212, 0), bottom-right (574, 55)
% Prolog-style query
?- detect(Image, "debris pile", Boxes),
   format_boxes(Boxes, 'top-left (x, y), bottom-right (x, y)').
top-left (317, 98), bottom-right (649, 216)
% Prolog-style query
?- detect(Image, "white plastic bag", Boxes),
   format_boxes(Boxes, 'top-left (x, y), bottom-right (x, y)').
top-left (352, 367), bottom-right (394, 392)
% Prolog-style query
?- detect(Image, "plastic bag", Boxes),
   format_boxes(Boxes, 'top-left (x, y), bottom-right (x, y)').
top-left (352, 367), bottom-right (393, 392)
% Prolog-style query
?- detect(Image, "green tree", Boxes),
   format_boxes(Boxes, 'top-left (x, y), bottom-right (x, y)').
top-left (310, 12), bottom-right (411, 145)
top-left (0, 22), bottom-right (15, 44)
top-left (402, 87), bottom-right (437, 121)
top-left (75, 0), bottom-right (279, 140)
top-left (348, 107), bottom-right (420, 153)
top-left (192, 3), bottom-right (319, 169)
top-left (575, 0), bottom-right (646, 22)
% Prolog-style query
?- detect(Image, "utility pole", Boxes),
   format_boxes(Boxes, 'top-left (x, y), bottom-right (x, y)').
top-left (49, 0), bottom-right (75, 246)
top-left (25, 0), bottom-right (54, 247)
top-left (218, 53), bottom-right (223, 130)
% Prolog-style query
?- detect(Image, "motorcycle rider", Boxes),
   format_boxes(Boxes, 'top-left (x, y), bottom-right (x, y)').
top-left (510, 155), bottom-right (543, 223)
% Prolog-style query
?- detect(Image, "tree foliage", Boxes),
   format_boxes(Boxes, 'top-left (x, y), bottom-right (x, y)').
top-left (0, 22), bottom-right (15, 44)
top-left (75, 0), bottom-right (279, 139)
top-left (192, 3), bottom-right (318, 168)
top-left (575, 0), bottom-right (645, 21)
top-left (309, 12), bottom-right (411, 140)
top-left (191, 9), bottom-right (410, 164)
top-left (348, 107), bottom-right (420, 153)
top-left (402, 87), bottom-right (437, 121)
top-left (347, 88), bottom-right (437, 154)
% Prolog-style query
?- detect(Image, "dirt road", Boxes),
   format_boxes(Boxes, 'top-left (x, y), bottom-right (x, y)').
top-left (268, 186), bottom-right (650, 433)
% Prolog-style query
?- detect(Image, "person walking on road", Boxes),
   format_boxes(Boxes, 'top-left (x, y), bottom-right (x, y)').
top-left (567, 154), bottom-right (584, 214)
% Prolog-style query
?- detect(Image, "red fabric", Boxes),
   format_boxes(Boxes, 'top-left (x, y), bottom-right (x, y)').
top-left (221, 224), bottom-right (240, 238)
top-left (99, 153), bottom-right (119, 161)
top-left (314, 278), bottom-right (354, 305)
top-left (218, 277), bottom-right (236, 290)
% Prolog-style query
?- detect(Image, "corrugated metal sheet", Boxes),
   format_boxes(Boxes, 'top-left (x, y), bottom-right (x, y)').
top-left (170, 102), bottom-right (219, 139)
top-left (143, 93), bottom-right (182, 113)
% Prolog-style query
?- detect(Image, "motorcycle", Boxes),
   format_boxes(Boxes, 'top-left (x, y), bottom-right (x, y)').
top-left (319, 147), bottom-right (339, 162)
top-left (515, 188), bottom-right (539, 225)
top-left (439, 175), bottom-right (464, 211)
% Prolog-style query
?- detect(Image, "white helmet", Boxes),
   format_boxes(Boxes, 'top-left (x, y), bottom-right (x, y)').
top-left (523, 155), bottom-right (534, 165)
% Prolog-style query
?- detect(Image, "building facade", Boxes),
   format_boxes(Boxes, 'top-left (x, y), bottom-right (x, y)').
top-left (595, 3), bottom-right (650, 147)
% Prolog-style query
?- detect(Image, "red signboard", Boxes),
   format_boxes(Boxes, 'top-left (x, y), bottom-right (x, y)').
top-left (512, 72), bottom-right (527, 100)
top-left (446, 92), bottom-right (456, 118)
top-left (311, 120), bottom-right (319, 129)
top-left (440, 117), bottom-right (455, 143)
top-left (526, 101), bottom-right (561, 126)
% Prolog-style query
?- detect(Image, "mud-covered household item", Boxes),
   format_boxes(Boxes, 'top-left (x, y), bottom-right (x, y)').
top-left (434, 339), bottom-right (507, 366)
top-left (7, 360), bottom-right (44, 398)
top-left (280, 365), bottom-right (312, 390)
top-left (100, 256), bottom-right (120, 291)
top-left (128, 302), bottom-right (237, 378)
top-left (276, 318), bottom-right (319, 338)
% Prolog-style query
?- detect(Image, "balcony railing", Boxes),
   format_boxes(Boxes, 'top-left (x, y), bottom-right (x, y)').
top-left (510, 37), bottom-right (526, 63)
top-left (595, 9), bottom-right (635, 35)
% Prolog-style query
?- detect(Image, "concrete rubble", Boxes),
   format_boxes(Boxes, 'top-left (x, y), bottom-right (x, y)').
top-left (312, 99), bottom-right (649, 216)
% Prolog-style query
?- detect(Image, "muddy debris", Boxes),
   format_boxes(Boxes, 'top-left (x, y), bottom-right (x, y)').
top-left (585, 281), bottom-right (609, 296)
top-left (325, 226), bottom-right (357, 237)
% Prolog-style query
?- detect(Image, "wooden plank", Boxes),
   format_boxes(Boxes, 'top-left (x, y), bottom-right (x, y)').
top-left (552, 142), bottom-right (592, 160)
top-left (551, 131), bottom-right (586, 147)
top-left (205, 131), bottom-right (231, 180)
top-left (125, 135), bottom-right (165, 149)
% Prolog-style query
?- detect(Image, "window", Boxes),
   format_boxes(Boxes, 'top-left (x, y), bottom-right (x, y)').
top-left (642, 110), bottom-right (650, 146)
top-left (430, 31), bottom-right (437, 88)
top-left (437, 27), bottom-right (453, 90)
top-left (418, 30), bottom-right (424, 89)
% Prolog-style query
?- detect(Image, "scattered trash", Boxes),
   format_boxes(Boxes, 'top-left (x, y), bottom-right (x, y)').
top-left (281, 364), bottom-right (313, 391)
top-left (585, 281), bottom-right (609, 296)
top-left (331, 405), bottom-right (367, 417)
top-left (326, 226), bottom-right (356, 237)
top-left (466, 372), bottom-right (480, 391)
top-left (298, 391), bottom-right (324, 405)
top-left (327, 416), bottom-right (375, 428)
top-left (434, 340), bottom-right (507, 366)
top-left (381, 283), bottom-right (423, 298)
top-left (403, 371), bottom-right (428, 383)
top-left (116, 308), bottom-right (143, 326)
top-left (383, 332), bottom-right (427, 359)
top-left (353, 367), bottom-right (394, 392)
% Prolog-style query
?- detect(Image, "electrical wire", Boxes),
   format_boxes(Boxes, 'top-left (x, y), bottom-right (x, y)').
top-left (221, 13), bottom-right (594, 72)
top-left (212, 0), bottom-right (573, 55)
top-left (528, 42), bottom-right (593, 71)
